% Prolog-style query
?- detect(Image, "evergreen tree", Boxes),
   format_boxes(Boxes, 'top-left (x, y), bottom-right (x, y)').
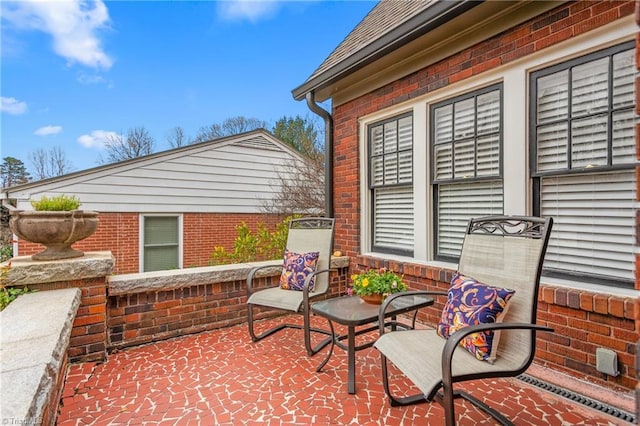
top-left (0, 157), bottom-right (31, 188)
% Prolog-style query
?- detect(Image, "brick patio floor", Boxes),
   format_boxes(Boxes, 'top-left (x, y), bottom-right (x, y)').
top-left (58, 315), bottom-right (632, 425)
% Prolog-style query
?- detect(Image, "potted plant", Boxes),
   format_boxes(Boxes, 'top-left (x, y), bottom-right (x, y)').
top-left (348, 267), bottom-right (408, 304)
top-left (9, 194), bottom-right (99, 261)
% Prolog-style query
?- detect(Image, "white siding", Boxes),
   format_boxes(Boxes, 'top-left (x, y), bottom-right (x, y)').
top-left (9, 131), bottom-right (305, 213)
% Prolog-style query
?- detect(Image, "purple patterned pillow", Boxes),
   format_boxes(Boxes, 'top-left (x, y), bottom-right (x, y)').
top-left (279, 250), bottom-right (320, 291)
top-left (437, 273), bottom-right (515, 363)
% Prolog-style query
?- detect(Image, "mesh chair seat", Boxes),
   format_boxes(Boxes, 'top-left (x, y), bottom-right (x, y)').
top-left (247, 286), bottom-right (306, 312)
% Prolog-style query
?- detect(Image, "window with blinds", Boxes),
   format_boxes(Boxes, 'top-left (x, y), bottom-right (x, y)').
top-left (531, 42), bottom-right (636, 287)
top-left (431, 84), bottom-right (504, 260)
top-left (143, 215), bottom-right (180, 272)
top-left (368, 113), bottom-right (413, 255)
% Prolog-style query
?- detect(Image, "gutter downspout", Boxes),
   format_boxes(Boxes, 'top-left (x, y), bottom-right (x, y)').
top-left (305, 91), bottom-right (334, 218)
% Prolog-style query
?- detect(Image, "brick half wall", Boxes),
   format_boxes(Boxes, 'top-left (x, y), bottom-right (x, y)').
top-left (353, 255), bottom-right (637, 392)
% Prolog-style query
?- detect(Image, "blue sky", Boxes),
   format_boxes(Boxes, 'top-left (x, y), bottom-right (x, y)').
top-left (1, 0), bottom-right (375, 175)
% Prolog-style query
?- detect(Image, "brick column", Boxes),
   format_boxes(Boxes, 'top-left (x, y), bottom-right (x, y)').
top-left (635, 0), bottom-right (640, 420)
top-left (3, 251), bottom-right (114, 362)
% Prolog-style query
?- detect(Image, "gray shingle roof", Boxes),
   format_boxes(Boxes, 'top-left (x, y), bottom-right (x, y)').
top-left (308, 0), bottom-right (433, 80)
top-left (292, 0), bottom-right (481, 100)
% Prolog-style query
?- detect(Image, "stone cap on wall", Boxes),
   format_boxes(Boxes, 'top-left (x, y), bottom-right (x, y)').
top-left (2, 252), bottom-right (115, 286)
top-left (0, 288), bottom-right (81, 424)
top-left (109, 256), bottom-right (350, 295)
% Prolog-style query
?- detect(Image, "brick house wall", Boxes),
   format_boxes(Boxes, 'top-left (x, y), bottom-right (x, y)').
top-left (16, 212), bottom-right (284, 274)
top-left (635, 0), bottom-right (640, 416)
top-left (332, 0), bottom-right (637, 391)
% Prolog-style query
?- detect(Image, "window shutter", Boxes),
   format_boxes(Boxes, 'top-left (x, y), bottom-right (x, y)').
top-left (540, 170), bottom-right (635, 281)
top-left (373, 186), bottom-right (414, 252)
top-left (437, 180), bottom-right (504, 257)
top-left (144, 216), bottom-right (179, 272)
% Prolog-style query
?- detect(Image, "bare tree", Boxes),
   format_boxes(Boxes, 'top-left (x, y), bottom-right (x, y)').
top-left (167, 126), bottom-right (191, 148)
top-left (29, 146), bottom-right (74, 180)
top-left (263, 155), bottom-right (325, 216)
top-left (263, 115), bottom-right (325, 215)
top-left (194, 116), bottom-right (267, 142)
top-left (99, 127), bottom-right (155, 164)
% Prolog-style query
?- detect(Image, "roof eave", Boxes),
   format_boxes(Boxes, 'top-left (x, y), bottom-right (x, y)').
top-left (291, 0), bottom-right (484, 101)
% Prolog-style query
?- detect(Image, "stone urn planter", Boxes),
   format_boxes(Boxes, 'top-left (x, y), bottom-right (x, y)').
top-left (9, 210), bottom-right (99, 261)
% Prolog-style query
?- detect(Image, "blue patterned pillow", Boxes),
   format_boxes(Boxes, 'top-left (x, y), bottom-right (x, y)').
top-left (279, 250), bottom-right (320, 291)
top-left (437, 273), bottom-right (515, 363)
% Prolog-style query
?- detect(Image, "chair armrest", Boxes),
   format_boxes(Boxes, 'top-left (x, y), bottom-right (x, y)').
top-left (246, 264), bottom-right (282, 296)
top-left (378, 290), bottom-right (448, 335)
top-left (302, 268), bottom-right (335, 303)
top-left (441, 322), bottom-right (554, 379)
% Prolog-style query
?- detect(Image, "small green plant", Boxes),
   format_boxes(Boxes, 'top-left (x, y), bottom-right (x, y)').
top-left (349, 268), bottom-right (407, 297)
top-left (0, 244), bottom-right (12, 262)
top-left (210, 215), bottom-right (299, 265)
top-left (30, 194), bottom-right (81, 211)
top-left (0, 262), bottom-right (32, 311)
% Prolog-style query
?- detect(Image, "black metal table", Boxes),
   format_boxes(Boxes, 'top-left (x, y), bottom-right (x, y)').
top-left (311, 294), bottom-right (434, 394)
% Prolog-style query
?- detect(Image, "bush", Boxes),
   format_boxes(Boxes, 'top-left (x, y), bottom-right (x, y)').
top-left (0, 263), bottom-right (32, 311)
top-left (210, 216), bottom-right (298, 265)
top-left (31, 194), bottom-right (81, 211)
top-left (0, 244), bottom-right (12, 262)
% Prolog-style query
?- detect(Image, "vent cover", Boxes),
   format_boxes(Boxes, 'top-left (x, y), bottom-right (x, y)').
top-left (517, 374), bottom-right (635, 423)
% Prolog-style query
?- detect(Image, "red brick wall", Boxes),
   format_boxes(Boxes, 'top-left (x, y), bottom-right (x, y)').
top-left (333, 0), bottom-right (634, 256)
top-left (16, 212), bottom-right (284, 274)
top-left (26, 277), bottom-right (108, 363)
top-left (634, 0), bottom-right (639, 417)
top-left (107, 267), bottom-right (349, 350)
top-left (333, 1), bottom-right (636, 391)
top-left (354, 255), bottom-right (637, 390)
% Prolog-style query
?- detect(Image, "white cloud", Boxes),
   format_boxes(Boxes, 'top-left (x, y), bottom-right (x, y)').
top-left (77, 72), bottom-right (106, 85)
top-left (217, 0), bottom-right (281, 23)
top-left (1, 96), bottom-right (28, 115)
top-left (1, 0), bottom-right (113, 69)
top-left (78, 129), bottom-right (118, 149)
top-left (34, 125), bottom-right (63, 136)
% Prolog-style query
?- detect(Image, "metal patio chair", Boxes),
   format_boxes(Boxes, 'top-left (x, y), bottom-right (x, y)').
top-left (247, 217), bottom-right (335, 356)
top-left (374, 215), bottom-right (553, 426)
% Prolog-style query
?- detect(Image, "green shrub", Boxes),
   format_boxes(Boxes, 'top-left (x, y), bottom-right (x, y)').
top-left (31, 194), bottom-right (81, 211)
top-left (0, 244), bottom-right (12, 262)
top-left (210, 215), bottom-right (298, 265)
top-left (0, 262), bottom-right (32, 311)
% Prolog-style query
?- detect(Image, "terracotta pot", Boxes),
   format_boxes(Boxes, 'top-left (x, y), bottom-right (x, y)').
top-left (9, 210), bottom-right (99, 261)
top-left (359, 293), bottom-right (384, 305)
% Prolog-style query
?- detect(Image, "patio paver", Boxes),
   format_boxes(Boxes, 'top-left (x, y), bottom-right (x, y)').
top-left (58, 315), bottom-right (631, 425)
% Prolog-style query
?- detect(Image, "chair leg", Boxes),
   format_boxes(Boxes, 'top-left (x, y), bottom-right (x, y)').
top-left (248, 303), bottom-right (331, 355)
top-left (455, 391), bottom-right (514, 426)
top-left (440, 383), bottom-right (456, 426)
top-left (303, 308), bottom-right (332, 356)
top-left (247, 303), bottom-right (288, 342)
top-left (379, 354), bottom-right (429, 407)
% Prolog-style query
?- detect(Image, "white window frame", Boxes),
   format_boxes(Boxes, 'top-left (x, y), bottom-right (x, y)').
top-left (139, 214), bottom-right (183, 272)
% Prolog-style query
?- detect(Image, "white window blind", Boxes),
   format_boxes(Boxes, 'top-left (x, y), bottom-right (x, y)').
top-left (540, 171), bottom-right (635, 281)
top-left (369, 114), bottom-right (413, 254)
top-left (535, 46), bottom-right (635, 172)
top-left (143, 216), bottom-right (179, 272)
top-left (432, 85), bottom-right (503, 259)
top-left (437, 180), bottom-right (503, 257)
top-left (373, 186), bottom-right (414, 252)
